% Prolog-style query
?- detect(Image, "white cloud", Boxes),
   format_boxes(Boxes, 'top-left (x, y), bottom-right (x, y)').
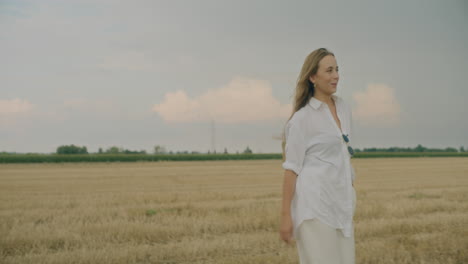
top-left (0, 98), bottom-right (34, 114)
top-left (0, 98), bottom-right (35, 130)
top-left (352, 83), bottom-right (401, 126)
top-left (152, 77), bottom-right (292, 123)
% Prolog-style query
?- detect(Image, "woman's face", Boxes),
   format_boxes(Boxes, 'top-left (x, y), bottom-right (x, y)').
top-left (309, 55), bottom-right (339, 96)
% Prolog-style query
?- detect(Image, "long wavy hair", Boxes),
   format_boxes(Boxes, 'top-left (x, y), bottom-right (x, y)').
top-left (281, 48), bottom-right (335, 161)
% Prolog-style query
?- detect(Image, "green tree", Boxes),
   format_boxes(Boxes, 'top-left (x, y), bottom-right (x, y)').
top-left (56, 144), bottom-right (88, 154)
top-left (106, 146), bottom-right (122, 154)
top-left (414, 144), bottom-right (426, 152)
top-left (243, 146), bottom-right (253, 154)
top-left (445, 147), bottom-right (457, 152)
top-left (153, 145), bottom-right (167, 154)
top-left (123, 149), bottom-right (147, 154)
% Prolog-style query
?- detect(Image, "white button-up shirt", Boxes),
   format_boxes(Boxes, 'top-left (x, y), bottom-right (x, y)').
top-left (282, 94), bottom-right (356, 238)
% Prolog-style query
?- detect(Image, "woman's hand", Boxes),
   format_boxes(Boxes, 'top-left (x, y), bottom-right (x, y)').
top-left (280, 170), bottom-right (297, 244)
top-left (280, 213), bottom-right (294, 244)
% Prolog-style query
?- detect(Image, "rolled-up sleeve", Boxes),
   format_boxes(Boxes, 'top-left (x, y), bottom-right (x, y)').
top-left (282, 120), bottom-right (306, 176)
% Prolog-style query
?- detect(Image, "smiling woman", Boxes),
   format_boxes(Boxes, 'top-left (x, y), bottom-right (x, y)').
top-left (280, 48), bottom-right (357, 264)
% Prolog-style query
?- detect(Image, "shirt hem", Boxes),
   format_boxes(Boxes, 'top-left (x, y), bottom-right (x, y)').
top-left (293, 215), bottom-right (353, 239)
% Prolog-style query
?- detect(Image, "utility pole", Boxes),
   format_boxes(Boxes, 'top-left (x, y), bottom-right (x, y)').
top-left (211, 119), bottom-right (216, 154)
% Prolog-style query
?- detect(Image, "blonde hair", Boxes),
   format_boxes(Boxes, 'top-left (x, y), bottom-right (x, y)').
top-left (281, 48), bottom-right (335, 161)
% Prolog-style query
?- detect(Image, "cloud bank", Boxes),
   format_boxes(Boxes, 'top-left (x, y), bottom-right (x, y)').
top-left (352, 83), bottom-right (401, 126)
top-left (0, 98), bottom-right (35, 129)
top-left (152, 77), bottom-right (292, 123)
top-left (0, 98), bottom-right (34, 115)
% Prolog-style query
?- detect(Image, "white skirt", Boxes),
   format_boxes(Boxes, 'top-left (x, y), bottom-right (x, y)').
top-left (296, 188), bottom-right (357, 264)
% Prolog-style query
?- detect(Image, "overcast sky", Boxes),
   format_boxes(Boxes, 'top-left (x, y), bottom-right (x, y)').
top-left (1, 0), bottom-right (467, 154)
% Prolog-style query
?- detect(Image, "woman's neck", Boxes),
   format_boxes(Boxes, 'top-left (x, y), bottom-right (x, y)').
top-left (313, 93), bottom-right (334, 105)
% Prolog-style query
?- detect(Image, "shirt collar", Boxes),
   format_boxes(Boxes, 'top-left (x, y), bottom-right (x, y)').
top-left (308, 94), bottom-right (339, 110)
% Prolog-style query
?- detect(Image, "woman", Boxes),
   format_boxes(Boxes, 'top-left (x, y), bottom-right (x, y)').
top-left (280, 48), bottom-right (357, 264)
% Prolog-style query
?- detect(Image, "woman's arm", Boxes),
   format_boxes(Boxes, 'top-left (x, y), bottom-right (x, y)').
top-left (280, 169), bottom-right (297, 243)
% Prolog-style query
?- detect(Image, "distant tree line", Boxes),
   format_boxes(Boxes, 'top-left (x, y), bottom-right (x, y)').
top-left (97, 146), bottom-right (146, 155)
top-left (53, 145), bottom-right (255, 155)
top-left (354, 144), bottom-right (463, 153)
top-left (1, 144), bottom-right (466, 155)
top-left (56, 145), bottom-right (88, 154)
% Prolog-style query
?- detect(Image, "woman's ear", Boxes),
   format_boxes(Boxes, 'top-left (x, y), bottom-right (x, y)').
top-left (308, 75), bottom-right (315, 84)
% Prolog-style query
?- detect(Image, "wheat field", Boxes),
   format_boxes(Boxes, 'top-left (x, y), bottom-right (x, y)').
top-left (0, 157), bottom-right (467, 264)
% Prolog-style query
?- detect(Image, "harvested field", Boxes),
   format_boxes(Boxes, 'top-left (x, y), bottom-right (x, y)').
top-left (1, 157), bottom-right (467, 263)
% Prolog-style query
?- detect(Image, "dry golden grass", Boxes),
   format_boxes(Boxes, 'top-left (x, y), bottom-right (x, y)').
top-left (0, 157), bottom-right (467, 264)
